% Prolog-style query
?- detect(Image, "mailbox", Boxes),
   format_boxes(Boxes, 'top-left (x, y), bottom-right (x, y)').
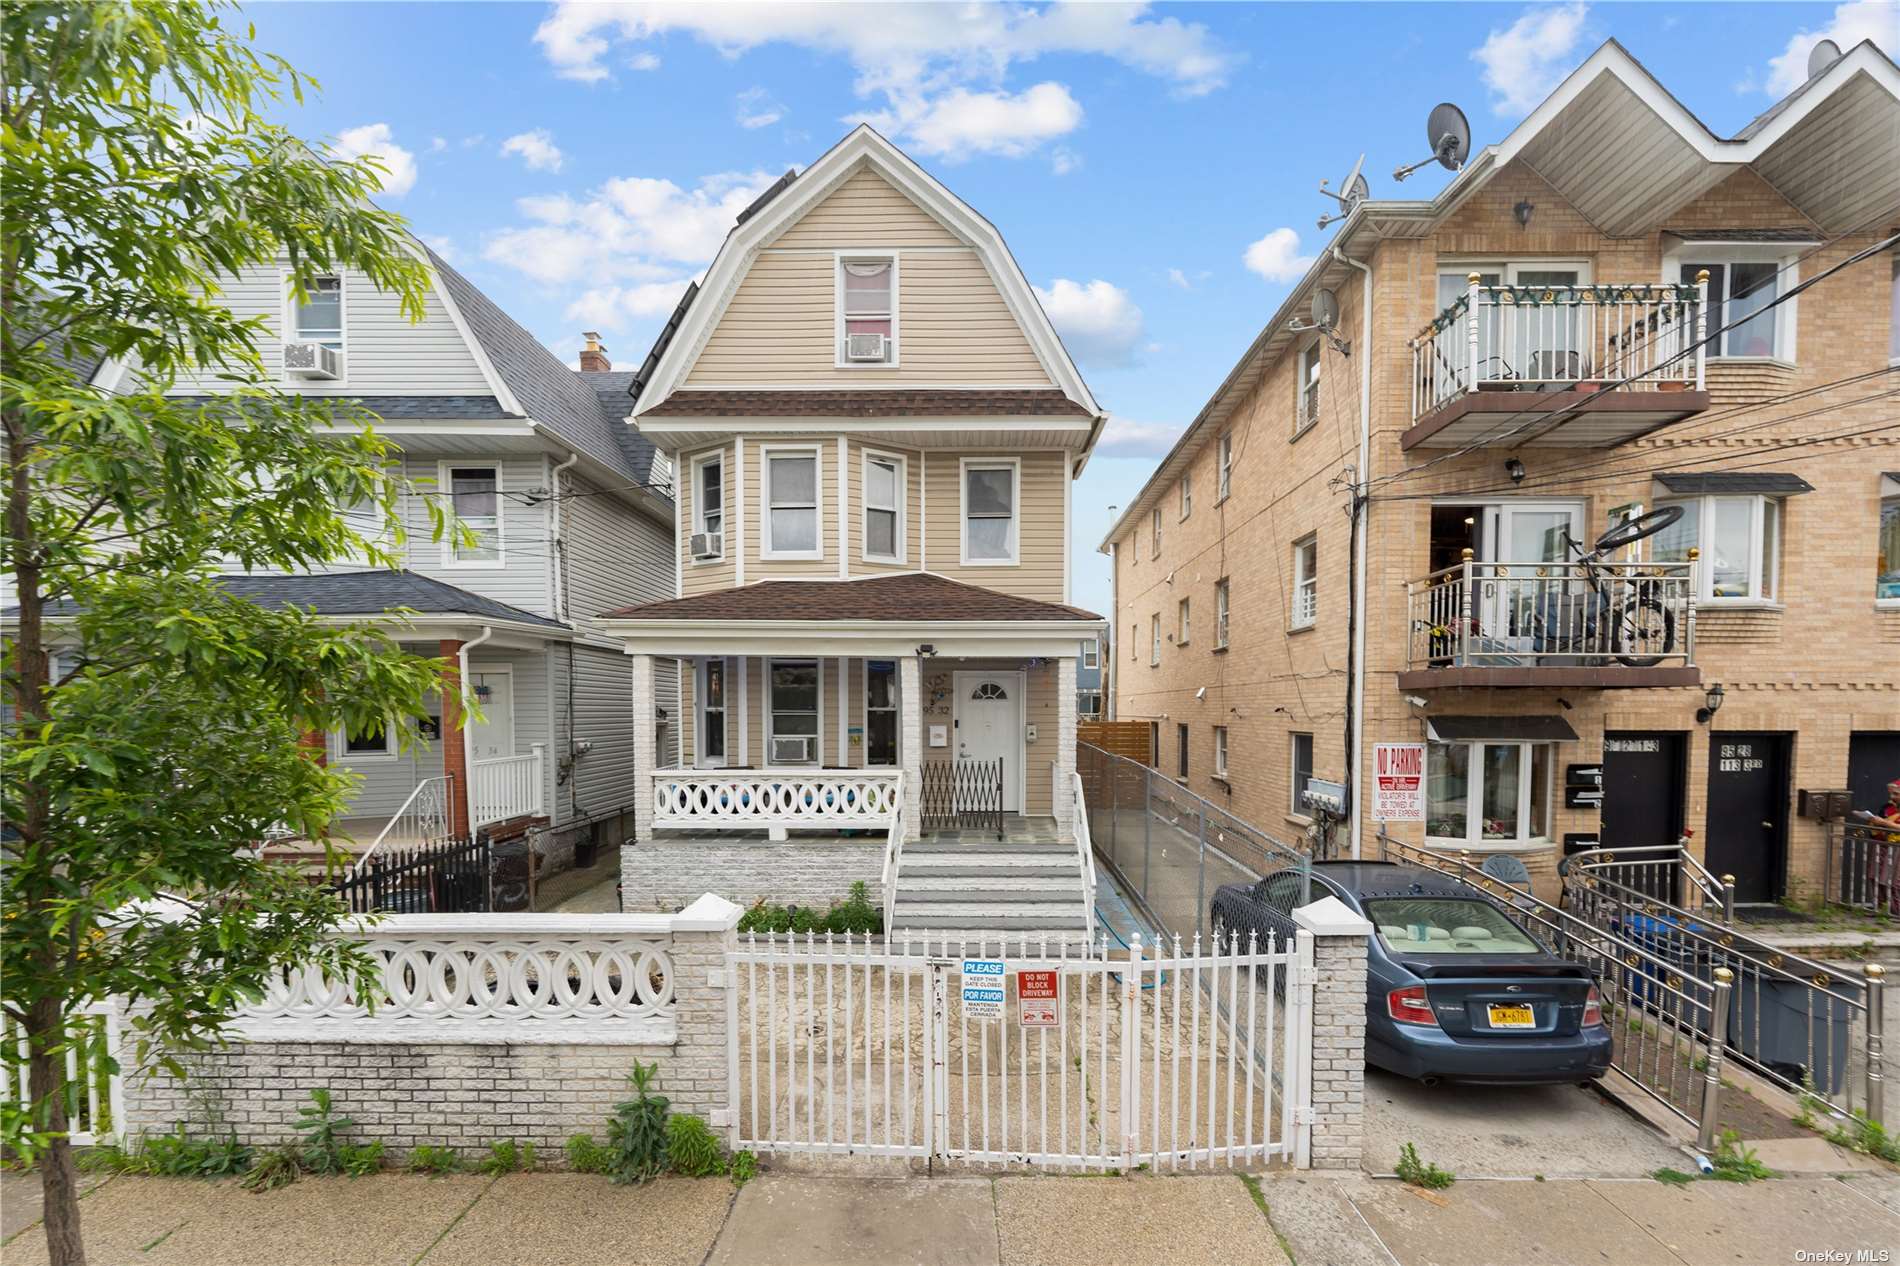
top-left (1797, 788), bottom-right (1853, 821)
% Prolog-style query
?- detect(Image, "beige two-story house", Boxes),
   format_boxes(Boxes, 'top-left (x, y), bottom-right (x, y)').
top-left (599, 127), bottom-right (1107, 933)
top-left (1103, 39), bottom-right (1899, 908)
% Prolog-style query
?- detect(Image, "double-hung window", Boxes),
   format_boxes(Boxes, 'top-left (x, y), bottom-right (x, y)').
top-left (444, 464), bottom-right (501, 564)
top-left (294, 276), bottom-right (343, 349)
top-left (1177, 597), bottom-right (1191, 646)
top-left (1152, 507), bottom-right (1163, 559)
top-left (698, 660), bottom-right (727, 765)
top-left (962, 459), bottom-right (1018, 564)
top-left (838, 256), bottom-right (896, 365)
top-left (1655, 494), bottom-right (1780, 602)
top-left (1290, 732), bottom-right (1314, 816)
top-left (1678, 248), bottom-right (1796, 361)
top-left (1180, 474), bottom-right (1193, 520)
top-left (1295, 343), bottom-right (1321, 435)
top-left (692, 452), bottom-right (724, 561)
top-left (1292, 534), bottom-right (1318, 628)
top-left (334, 719), bottom-right (395, 761)
top-left (1214, 726), bottom-right (1229, 779)
top-left (1878, 475), bottom-right (1900, 604)
top-left (1217, 434), bottom-right (1233, 501)
top-left (768, 660), bottom-right (820, 766)
top-left (863, 452), bottom-right (904, 563)
top-left (865, 661), bottom-right (898, 766)
top-left (1081, 639), bottom-right (1099, 670)
top-left (1149, 613), bottom-right (1161, 666)
top-left (763, 448), bottom-right (821, 559)
top-left (1214, 578), bottom-right (1231, 648)
top-left (1426, 741), bottom-right (1553, 848)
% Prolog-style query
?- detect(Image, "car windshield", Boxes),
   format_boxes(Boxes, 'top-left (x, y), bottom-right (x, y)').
top-left (1364, 898), bottom-right (1541, 955)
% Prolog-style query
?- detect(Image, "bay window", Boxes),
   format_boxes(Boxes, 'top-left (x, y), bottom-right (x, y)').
top-left (1655, 494), bottom-right (1780, 601)
top-left (863, 452), bottom-right (904, 563)
top-left (1426, 741), bottom-right (1553, 847)
top-left (763, 448), bottom-right (821, 559)
top-left (961, 459), bottom-right (1018, 564)
top-left (838, 257), bottom-right (896, 365)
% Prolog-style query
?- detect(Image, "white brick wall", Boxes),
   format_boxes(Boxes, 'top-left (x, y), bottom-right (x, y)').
top-left (1305, 929), bottom-right (1369, 1170)
top-left (620, 838), bottom-right (882, 912)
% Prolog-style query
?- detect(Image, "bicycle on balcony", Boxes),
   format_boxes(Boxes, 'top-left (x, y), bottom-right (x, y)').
top-left (1529, 504), bottom-right (1683, 668)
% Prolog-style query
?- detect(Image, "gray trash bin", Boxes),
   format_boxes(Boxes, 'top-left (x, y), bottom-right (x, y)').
top-left (1726, 962), bottom-right (1858, 1095)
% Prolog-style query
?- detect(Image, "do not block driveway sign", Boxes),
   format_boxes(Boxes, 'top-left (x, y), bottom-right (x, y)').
top-left (1017, 969), bottom-right (1059, 1027)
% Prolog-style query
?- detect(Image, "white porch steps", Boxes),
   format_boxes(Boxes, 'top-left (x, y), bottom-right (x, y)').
top-left (890, 841), bottom-right (1091, 935)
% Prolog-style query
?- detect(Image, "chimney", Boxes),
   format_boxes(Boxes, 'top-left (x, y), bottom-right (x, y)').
top-left (579, 331), bottom-right (611, 373)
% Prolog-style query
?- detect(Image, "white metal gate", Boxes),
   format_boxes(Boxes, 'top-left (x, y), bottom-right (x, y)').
top-left (725, 929), bottom-right (1314, 1169)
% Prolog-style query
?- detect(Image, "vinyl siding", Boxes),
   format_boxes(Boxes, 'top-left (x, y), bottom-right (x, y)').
top-left (770, 168), bottom-right (964, 250)
top-left (679, 446), bottom-right (737, 597)
top-left (169, 265), bottom-right (494, 396)
top-left (390, 452), bottom-right (555, 617)
top-left (741, 438), bottom-right (837, 579)
top-left (922, 449), bottom-right (1068, 601)
top-left (846, 441), bottom-right (922, 574)
top-left (561, 471), bottom-right (674, 626)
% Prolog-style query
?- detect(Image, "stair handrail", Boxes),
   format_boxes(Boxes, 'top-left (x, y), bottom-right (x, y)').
top-left (881, 799), bottom-right (904, 933)
top-left (1070, 769), bottom-right (1097, 933)
top-left (349, 774), bottom-right (455, 880)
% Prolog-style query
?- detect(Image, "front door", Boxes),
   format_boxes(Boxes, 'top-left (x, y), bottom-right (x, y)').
top-left (468, 668), bottom-right (515, 762)
top-left (1480, 501), bottom-right (1583, 650)
top-left (956, 673), bottom-right (1021, 812)
top-left (1704, 733), bottom-right (1791, 904)
top-left (1603, 732), bottom-right (1687, 899)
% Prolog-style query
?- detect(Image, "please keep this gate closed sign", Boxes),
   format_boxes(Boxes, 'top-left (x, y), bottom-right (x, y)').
top-left (1373, 743), bottom-right (1425, 822)
top-left (962, 959), bottom-right (1005, 1020)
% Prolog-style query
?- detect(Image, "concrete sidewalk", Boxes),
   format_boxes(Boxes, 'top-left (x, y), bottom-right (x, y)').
top-left (3, 1166), bottom-right (1896, 1266)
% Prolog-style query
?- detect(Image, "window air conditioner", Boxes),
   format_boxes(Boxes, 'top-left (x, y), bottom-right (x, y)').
top-left (771, 735), bottom-right (814, 764)
top-left (283, 341), bottom-right (343, 380)
top-left (844, 333), bottom-right (888, 362)
top-left (690, 531), bottom-right (724, 559)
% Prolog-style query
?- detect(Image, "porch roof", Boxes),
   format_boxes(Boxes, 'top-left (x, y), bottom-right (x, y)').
top-left (600, 573), bottom-right (1101, 623)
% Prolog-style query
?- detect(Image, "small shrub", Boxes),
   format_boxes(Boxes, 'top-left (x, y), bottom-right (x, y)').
top-left (827, 882), bottom-right (881, 935)
top-left (1708, 1131), bottom-right (1773, 1183)
top-left (666, 1114), bottom-right (726, 1178)
top-left (338, 1140), bottom-right (386, 1177)
top-left (729, 1149), bottom-right (757, 1186)
top-left (240, 1146), bottom-right (302, 1193)
top-left (294, 1089), bottom-right (355, 1176)
top-left (565, 1133), bottom-right (614, 1175)
top-left (737, 884), bottom-right (883, 937)
top-left (1651, 1167), bottom-right (1697, 1186)
top-left (476, 1139), bottom-right (536, 1175)
top-left (407, 1145), bottom-right (462, 1176)
top-left (606, 1061), bottom-right (670, 1184)
top-left (1395, 1142), bottom-right (1454, 1190)
top-left (131, 1126), bottom-right (252, 1178)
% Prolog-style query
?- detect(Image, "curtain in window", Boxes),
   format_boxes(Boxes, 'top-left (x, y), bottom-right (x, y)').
top-left (966, 466), bottom-right (1014, 559)
top-left (768, 455), bottom-right (818, 553)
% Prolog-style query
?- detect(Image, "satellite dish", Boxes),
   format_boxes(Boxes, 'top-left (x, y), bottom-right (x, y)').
top-left (1311, 288), bottom-right (1342, 333)
top-left (1317, 154), bottom-right (1369, 229)
top-left (1808, 38), bottom-right (1842, 79)
top-left (1395, 103), bottom-right (1472, 182)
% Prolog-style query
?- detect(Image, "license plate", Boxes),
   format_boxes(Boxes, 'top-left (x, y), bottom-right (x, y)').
top-left (1487, 1004), bottom-right (1536, 1029)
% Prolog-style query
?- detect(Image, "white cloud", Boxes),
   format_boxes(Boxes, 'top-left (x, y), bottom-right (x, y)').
top-left (1242, 227), bottom-right (1314, 284)
top-left (1471, 2), bottom-right (1590, 117)
top-left (564, 279), bottom-right (698, 331)
top-left (1168, 268), bottom-right (1191, 289)
top-left (1763, 1), bottom-right (1897, 96)
top-left (430, 136), bottom-right (447, 153)
top-left (628, 50), bottom-right (661, 71)
top-left (876, 82), bottom-right (1084, 162)
top-left (482, 167), bottom-right (782, 322)
top-left (1049, 146), bottom-right (1081, 175)
top-left (1095, 413), bottom-right (1184, 458)
top-left (420, 234), bottom-right (459, 264)
top-left (501, 129), bottom-right (565, 173)
top-left (531, 1), bottom-right (1234, 161)
top-left (330, 123), bottom-right (417, 197)
top-left (1033, 278), bottom-right (1145, 368)
top-left (736, 87), bottom-right (784, 130)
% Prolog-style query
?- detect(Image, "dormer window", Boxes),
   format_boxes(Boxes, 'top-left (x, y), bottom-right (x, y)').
top-left (838, 256), bottom-right (897, 366)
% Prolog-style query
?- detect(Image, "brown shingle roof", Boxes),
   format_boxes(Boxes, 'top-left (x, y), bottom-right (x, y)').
top-left (600, 573), bottom-right (1102, 623)
top-left (640, 389), bottom-right (1094, 418)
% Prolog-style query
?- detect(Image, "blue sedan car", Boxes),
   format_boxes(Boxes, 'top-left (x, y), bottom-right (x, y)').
top-left (1210, 862), bottom-right (1611, 1085)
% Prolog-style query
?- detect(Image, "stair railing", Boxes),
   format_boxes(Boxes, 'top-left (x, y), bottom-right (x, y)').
top-left (881, 800), bottom-right (905, 933)
top-left (1070, 769), bottom-right (1097, 932)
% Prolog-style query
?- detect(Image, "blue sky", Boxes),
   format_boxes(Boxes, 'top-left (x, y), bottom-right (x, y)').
top-left (240, 0), bottom-right (1897, 615)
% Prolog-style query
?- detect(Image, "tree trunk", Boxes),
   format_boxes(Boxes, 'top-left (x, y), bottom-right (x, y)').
top-left (28, 999), bottom-right (87, 1266)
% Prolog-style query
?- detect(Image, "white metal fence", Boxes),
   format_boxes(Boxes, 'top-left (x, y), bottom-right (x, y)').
top-left (1404, 559), bottom-right (1697, 670)
top-left (4, 1004), bottom-right (125, 1146)
top-left (726, 929), bottom-right (1313, 1170)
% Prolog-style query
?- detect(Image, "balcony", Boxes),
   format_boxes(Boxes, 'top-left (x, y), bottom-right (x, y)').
top-left (1406, 279), bottom-right (1711, 450)
top-left (1400, 559), bottom-right (1701, 689)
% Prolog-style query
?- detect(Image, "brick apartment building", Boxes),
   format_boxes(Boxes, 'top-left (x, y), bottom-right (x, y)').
top-left (1102, 39), bottom-right (1900, 905)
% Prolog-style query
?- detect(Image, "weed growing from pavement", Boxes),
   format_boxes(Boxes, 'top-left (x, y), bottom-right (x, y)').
top-left (730, 1149), bottom-right (758, 1186)
top-left (565, 1134), bottom-right (614, 1175)
top-left (406, 1145), bottom-right (463, 1176)
top-left (1395, 1142), bottom-right (1454, 1190)
top-left (240, 1147), bottom-right (301, 1193)
top-left (607, 1061), bottom-right (671, 1184)
top-left (1708, 1132), bottom-right (1774, 1183)
top-left (476, 1140), bottom-right (536, 1175)
top-left (1237, 1173), bottom-right (1298, 1262)
top-left (293, 1089), bottom-right (355, 1175)
top-left (1651, 1167), bottom-right (1697, 1186)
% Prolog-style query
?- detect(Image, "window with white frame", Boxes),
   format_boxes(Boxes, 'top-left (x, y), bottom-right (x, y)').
top-left (1180, 473), bottom-right (1192, 520)
top-left (962, 460), bottom-right (1018, 564)
top-left (1217, 433), bottom-right (1233, 501)
top-left (294, 275), bottom-right (343, 349)
top-left (1655, 494), bottom-right (1780, 601)
top-left (1214, 726), bottom-right (1229, 778)
top-left (445, 464), bottom-right (501, 564)
top-left (1150, 613), bottom-right (1160, 666)
top-left (698, 659), bottom-right (726, 764)
top-left (1679, 251), bottom-right (1793, 360)
top-left (863, 452), bottom-right (904, 562)
top-left (764, 449), bottom-right (821, 559)
top-left (1177, 596), bottom-right (1191, 646)
top-left (1152, 507), bottom-right (1163, 559)
top-left (1295, 343), bottom-right (1321, 434)
top-left (865, 660), bottom-right (898, 766)
top-left (1878, 476), bottom-right (1900, 603)
top-left (334, 718), bottom-right (395, 761)
top-left (1081, 639), bottom-right (1099, 669)
top-left (1131, 624), bottom-right (1140, 661)
top-left (1292, 534), bottom-right (1318, 628)
top-left (767, 660), bottom-right (820, 765)
top-left (1214, 578), bottom-right (1230, 648)
top-left (692, 452), bottom-right (724, 560)
top-left (1290, 732), bottom-right (1313, 815)
top-left (1426, 741), bottom-right (1553, 848)
top-left (838, 256), bottom-right (896, 365)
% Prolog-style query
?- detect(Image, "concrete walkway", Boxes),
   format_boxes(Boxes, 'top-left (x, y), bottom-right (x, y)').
top-left (5, 1166), bottom-right (1896, 1266)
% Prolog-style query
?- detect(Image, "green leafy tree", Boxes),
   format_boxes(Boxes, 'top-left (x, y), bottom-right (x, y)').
top-left (3, 4), bottom-right (458, 1261)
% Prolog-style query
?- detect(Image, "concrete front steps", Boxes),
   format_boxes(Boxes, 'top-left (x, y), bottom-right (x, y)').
top-left (890, 840), bottom-right (1091, 938)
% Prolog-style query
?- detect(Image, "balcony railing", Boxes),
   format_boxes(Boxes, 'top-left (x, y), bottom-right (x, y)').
top-left (1410, 278), bottom-right (1706, 424)
top-left (650, 768), bottom-right (901, 831)
top-left (472, 746), bottom-right (545, 827)
top-left (1405, 559), bottom-right (1696, 671)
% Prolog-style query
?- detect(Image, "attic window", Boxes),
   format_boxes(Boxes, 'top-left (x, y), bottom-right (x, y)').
top-left (839, 257), bottom-right (896, 366)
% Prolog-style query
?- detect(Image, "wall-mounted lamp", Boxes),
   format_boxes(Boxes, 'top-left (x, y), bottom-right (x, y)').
top-left (1695, 682), bottom-right (1725, 725)
top-left (916, 644), bottom-right (936, 658)
top-left (1504, 457), bottom-right (1526, 485)
top-left (1513, 200), bottom-right (1535, 228)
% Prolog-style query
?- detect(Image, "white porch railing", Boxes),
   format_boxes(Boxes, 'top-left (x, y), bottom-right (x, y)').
top-left (651, 768), bottom-right (901, 830)
top-left (3, 1003), bottom-right (124, 1146)
top-left (1410, 278), bottom-right (1706, 423)
top-left (1405, 559), bottom-right (1697, 670)
top-left (472, 746), bottom-right (544, 827)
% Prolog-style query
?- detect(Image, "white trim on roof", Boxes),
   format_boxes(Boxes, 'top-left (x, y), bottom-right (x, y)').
top-left (410, 243), bottom-right (524, 418)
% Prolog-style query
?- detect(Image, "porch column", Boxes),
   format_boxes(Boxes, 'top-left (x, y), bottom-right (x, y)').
top-left (1056, 654), bottom-right (1078, 839)
top-left (439, 639), bottom-right (471, 840)
top-left (900, 654), bottom-right (923, 842)
top-left (632, 653), bottom-right (655, 842)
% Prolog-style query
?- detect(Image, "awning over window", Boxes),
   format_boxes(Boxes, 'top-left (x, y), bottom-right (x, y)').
top-left (1653, 471), bottom-right (1814, 495)
top-left (1426, 715), bottom-right (1579, 743)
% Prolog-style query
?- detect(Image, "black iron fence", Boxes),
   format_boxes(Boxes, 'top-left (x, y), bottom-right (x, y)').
top-left (332, 836), bottom-right (491, 914)
top-left (918, 758), bottom-right (1004, 838)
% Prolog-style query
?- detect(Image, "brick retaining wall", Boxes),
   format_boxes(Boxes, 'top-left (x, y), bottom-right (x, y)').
top-left (620, 837), bottom-right (881, 912)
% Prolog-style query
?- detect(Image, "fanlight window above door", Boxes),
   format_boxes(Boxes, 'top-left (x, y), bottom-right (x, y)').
top-left (970, 683), bottom-right (1009, 701)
